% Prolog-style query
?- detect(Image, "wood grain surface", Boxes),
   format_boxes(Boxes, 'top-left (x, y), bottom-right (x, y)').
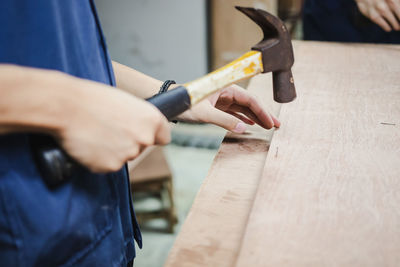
top-left (235, 41), bottom-right (400, 266)
top-left (165, 73), bottom-right (280, 267)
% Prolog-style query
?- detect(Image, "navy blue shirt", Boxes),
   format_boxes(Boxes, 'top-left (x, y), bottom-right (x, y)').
top-left (0, 1), bottom-right (141, 266)
top-left (303, 0), bottom-right (400, 43)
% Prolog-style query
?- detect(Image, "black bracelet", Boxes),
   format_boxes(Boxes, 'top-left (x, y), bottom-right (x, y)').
top-left (158, 80), bottom-right (178, 123)
top-left (158, 80), bottom-right (176, 95)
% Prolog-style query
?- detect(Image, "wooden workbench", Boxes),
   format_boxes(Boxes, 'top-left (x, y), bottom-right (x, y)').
top-left (165, 41), bottom-right (400, 267)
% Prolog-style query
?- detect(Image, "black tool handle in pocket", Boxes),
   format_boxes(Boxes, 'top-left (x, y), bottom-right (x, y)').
top-left (32, 86), bottom-right (191, 186)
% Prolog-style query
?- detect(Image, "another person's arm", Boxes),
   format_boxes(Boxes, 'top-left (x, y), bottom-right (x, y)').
top-left (112, 61), bottom-right (280, 134)
top-left (0, 64), bottom-right (170, 172)
top-left (355, 0), bottom-right (400, 31)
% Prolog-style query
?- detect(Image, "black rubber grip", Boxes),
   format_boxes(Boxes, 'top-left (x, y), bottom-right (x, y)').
top-left (30, 134), bottom-right (80, 187)
top-left (32, 86), bottom-right (191, 186)
top-left (146, 86), bottom-right (191, 120)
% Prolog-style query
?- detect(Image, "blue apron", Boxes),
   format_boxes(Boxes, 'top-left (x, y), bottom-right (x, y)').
top-left (303, 0), bottom-right (400, 43)
top-left (0, 1), bottom-right (141, 266)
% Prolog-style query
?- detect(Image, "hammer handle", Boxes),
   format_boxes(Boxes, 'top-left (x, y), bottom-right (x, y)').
top-left (32, 86), bottom-right (191, 186)
top-left (146, 86), bottom-right (191, 119)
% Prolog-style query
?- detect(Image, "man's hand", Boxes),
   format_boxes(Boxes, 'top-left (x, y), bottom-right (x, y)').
top-left (58, 82), bottom-right (171, 173)
top-left (178, 84), bottom-right (280, 133)
top-left (112, 62), bottom-right (280, 132)
top-left (355, 0), bottom-right (400, 31)
top-left (0, 65), bottom-right (171, 173)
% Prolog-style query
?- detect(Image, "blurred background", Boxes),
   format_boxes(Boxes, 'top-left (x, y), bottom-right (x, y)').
top-left (95, 1), bottom-right (303, 266)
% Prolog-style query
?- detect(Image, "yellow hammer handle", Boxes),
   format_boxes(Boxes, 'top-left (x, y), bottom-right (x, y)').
top-left (185, 51), bottom-right (263, 105)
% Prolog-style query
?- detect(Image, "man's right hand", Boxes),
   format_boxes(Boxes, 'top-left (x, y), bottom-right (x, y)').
top-left (0, 65), bottom-right (171, 173)
top-left (58, 80), bottom-right (171, 173)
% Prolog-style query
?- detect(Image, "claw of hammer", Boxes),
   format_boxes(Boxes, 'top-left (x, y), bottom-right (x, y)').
top-left (236, 6), bottom-right (297, 103)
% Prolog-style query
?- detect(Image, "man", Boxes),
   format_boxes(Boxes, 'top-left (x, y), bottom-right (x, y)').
top-left (303, 0), bottom-right (400, 43)
top-left (0, 1), bottom-right (279, 266)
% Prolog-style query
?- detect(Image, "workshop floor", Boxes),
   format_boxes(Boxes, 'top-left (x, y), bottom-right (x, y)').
top-left (133, 124), bottom-right (226, 267)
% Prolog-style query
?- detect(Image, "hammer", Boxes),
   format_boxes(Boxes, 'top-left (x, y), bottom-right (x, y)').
top-left (32, 6), bottom-right (296, 186)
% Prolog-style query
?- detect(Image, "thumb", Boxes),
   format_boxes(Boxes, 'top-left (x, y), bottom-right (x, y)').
top-left (206, 108), bottom-right (247, 134)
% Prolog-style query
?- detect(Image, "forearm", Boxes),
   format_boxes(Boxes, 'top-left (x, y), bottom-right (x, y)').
top-left (0, 65), bottom-right (88, 135)
top-left (112, 61), bottom-right (163, 99)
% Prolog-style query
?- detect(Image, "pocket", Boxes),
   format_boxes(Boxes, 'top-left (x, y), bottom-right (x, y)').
top-left (0, 168), bottom-right (117, 267)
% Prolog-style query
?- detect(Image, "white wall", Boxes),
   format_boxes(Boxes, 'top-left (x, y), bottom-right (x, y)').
top-left (95, 0), bottom-right (208, 83)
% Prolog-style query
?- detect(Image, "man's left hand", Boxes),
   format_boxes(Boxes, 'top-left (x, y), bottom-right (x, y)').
top-left (177, 84), bottom-right (280, 133)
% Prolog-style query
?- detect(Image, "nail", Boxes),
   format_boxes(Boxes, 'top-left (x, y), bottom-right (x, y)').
top-left (233, 122), bottom-right (247, 133)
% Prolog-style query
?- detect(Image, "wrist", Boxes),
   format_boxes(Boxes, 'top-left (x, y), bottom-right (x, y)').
top-left (0, 66), bottom-right (91, 137)
top-left (0, 67), bottom-right (63, 136)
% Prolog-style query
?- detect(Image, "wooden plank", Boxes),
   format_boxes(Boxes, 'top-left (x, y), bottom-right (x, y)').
top-left (165, 73), bottom-right (280, 267)
top-left (235, 41), bottom-right (400, 266)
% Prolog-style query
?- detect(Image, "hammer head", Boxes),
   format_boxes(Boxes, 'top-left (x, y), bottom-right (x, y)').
top-left (236, 6), bottom-right (296, 103)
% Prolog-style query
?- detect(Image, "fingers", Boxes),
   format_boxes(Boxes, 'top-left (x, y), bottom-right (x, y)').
top-left (206, 107), bottom-right (248, 133)
top-left (206, 84), bottom-right (282, 133)
top-left (370, 9), bottom-right (393, 31)
top-left (271, 114), bottom-right (281, 128)
top-left (227, 111), bottom-right (255, 125)
top-left (357, 0), bottom-right (400, 31)
top-left (384, 7), bottom-right (400, 30)
top-left (386, 0), bottom-right (400, 23)
top-left (377, 1), bottom-right (400, 30)
top-left (222, 86), bottom-right (278, 129)
top-left (228, 103), bottom-right (275, 129)
top-left (154, 115), bottom-right (171, 145)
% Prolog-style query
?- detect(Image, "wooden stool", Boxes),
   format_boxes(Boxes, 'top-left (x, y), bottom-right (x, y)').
top-left (128, 146), bottom-right (178, 233)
